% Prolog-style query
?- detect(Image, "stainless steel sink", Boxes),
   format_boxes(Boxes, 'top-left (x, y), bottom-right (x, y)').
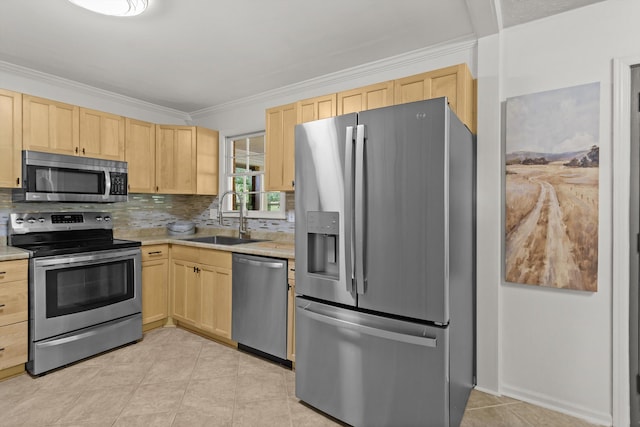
top-left (183, 235), bottom-right (266, 245)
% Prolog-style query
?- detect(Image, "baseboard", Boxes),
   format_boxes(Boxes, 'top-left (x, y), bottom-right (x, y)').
top-left (500, 383), bottom-right (612, 426)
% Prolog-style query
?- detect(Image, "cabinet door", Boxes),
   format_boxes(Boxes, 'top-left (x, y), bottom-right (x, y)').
top-left (79, 108), bottom-right (125, 160)
top-left (171, 259), bottom-right (198, 325)
top-left (142, 258), bottom-right (168, 325)
top-left (265, 103), bottom-right (297, 191)
top-left (297, 94), bottom-right (337, 124)
top-left (0, 89), bottom-right (22, 188)
top-left (212, 267), bottom-right (232, 339)
top-left (23, 95), bottom-right (79, 155)
top-left (156, 125), bottom-right (196, 194)
top-left (125, 118), bottom-right (156, 193)
top-left (394, 64), bottom-right (475, 132)
top-left (0, 322), bottom-right (27, 371)
top-left (196, 127), bottom-right (219, 195)
top-left (337, 81), bottom-right (394, 115)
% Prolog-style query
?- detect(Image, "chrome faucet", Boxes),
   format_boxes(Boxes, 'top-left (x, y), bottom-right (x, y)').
top-left (218, 190), bottom-right (248, 239)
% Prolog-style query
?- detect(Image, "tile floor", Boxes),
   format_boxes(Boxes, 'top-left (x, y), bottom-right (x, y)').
top-left (0, 327), bottom-right (599, 426)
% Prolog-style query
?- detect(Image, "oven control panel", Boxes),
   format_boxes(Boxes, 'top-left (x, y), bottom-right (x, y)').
top-left (9, 212), bottom-right (113, 234)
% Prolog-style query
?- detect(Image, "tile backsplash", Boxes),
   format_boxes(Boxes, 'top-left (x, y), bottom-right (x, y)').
top-left (0, 189), bottom-right (295, 243)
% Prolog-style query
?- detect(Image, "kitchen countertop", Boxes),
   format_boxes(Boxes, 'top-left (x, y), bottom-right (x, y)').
top-left (0, 245), bottom-right (31, 261)
top-left (122, 232), bottom-right (295, 260)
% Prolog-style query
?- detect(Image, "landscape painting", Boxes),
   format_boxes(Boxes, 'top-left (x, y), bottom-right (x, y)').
top-left (504, 82), bottom-right (600, 292)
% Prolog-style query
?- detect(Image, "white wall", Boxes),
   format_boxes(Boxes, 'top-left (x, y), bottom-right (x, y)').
top-left (475, 0), bottom-right (640, 424)
top-left (0, 61), bottom-right (189, 124)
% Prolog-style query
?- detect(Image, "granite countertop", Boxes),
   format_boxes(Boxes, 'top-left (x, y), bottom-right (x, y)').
top-left (117, 230), bottom-right (295, 260)
top-left (0, 245), bottom-right (31, 262)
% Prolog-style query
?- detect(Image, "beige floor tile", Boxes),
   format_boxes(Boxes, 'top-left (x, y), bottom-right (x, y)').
top-left (238, 351), bottom-right (289, 376)
top-left (119, 380), bottom-right (188, 417)
top-left (141, 356), bottom-right (197, 385)
top-left (173, 410), bottom-right (233, 427)
top-left (506, 402), bottom-right (599, 427)
top-left (232, 398), bottom-right (291, 427)
top-left (33, 363), bottom-right (100, 391)
top-left (1, 389), bottom-right (81, 427)
top-left (84, 361), bottom-right (153, 390)
top-left (198, 340), bottom-right (239, 360)
top-left (235, 371), bottom-right (287, 403)
top-left (461, 404), bottom-right (533, 427)
top-left (56, 384), bottom-right (136, 424)
top-left (112, 411), bottom-right (176, 427)
top-left (180, 376), bottom-right (236, 416)
top-left (191, 351), bottom-right (239, 380)
top-left (283, 369), bottom-right (296, 397)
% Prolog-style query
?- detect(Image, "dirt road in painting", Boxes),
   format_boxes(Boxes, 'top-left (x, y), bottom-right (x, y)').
top-left (505, 163), bottom-right (598, 291)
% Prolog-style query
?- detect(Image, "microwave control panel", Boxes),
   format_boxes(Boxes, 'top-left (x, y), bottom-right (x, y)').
top-left (109, 172), bottom-right (128, 195)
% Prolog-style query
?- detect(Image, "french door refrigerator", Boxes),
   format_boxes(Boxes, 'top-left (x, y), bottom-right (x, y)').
top-left (294, 97), bottom-right (475, 427)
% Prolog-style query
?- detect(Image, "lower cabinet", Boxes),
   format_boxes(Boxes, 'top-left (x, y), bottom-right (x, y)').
top-left (170, 245), bottom-right (232, 340)
top-left (0, 259), bottom-right (28, 379)
top-left (141, 245), bottom-right (169, 328)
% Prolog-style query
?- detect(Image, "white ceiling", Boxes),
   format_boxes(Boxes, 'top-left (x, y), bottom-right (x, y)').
top-left (0, 0), bottom-right (607, 113)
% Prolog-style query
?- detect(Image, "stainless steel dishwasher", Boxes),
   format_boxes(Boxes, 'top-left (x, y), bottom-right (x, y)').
top-left (232, 253), bottom-right (288, 361)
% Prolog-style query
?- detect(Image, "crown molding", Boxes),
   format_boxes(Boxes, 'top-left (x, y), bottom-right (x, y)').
top-left (190, 36), bottom-right (478, 119)
top-left (0, 60), bottom-right (191, 121)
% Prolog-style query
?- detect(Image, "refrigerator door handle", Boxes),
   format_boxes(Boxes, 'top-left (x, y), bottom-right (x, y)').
top-left (300, 304), bottom-right (438, 348)
top-left (354, 124), bottom-right (366, 294)
top-left (345, 126), bottom-right (356, 293)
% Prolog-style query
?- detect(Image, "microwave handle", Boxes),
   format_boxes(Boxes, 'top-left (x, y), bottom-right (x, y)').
top-left (104, 170), bottom-right (111, 197)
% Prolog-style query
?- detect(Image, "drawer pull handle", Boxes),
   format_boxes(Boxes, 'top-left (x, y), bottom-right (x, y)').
top-left (0, 304), bottom-right (5, 308)
top-left (0, 348), bottom-right (4, 352)
top-left (147, 251), bottom-right (162, 255)
top-left (0, 272), bottom-right (6, 275)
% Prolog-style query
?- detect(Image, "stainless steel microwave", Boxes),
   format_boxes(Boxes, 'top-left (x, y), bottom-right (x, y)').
top-left (12, 151), bottom-right (128, 203)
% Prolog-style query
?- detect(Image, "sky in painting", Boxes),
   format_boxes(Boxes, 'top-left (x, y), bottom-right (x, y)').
top-left (505, 82), bottom-right (600, 154)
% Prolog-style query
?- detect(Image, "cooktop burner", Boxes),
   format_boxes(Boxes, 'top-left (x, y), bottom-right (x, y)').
top-left (8, 212), bottom-right (140, 257)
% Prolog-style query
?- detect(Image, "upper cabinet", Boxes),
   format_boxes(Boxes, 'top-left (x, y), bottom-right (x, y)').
top-left (265, 103), bottom-right (297, 192)
top-left (154, 125), bottom-right (218, 195)
top-left (23, 95), bottom-right (79, 156)
top-left (337, 81), bottom-right (394, 115)
top-left (297, 94), bottom-right (337, 124)
top-left (394, 63), bottom-right (475, 132)
top-left (125, 118), bottom-right (157, 193)
top-left (79, 107), bottom-right (125, 161)
top-left (156, 125), bottom-right (197, 194)
top-left (0, 89), bottom-right (22, 188)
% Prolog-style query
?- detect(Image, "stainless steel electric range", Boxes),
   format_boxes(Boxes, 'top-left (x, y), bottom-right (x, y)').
top-left (8, 212), bottom-right (142, 375)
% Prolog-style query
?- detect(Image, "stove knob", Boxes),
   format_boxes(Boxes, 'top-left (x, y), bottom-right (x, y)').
top-left (27, 217), bottom-right (36, 224)
top-left (104, 216), bottom-right (111, 222)
top-left (95, 216), bottom-right (103, 221)
top-left (15, 218), bottom-right (24, 224)
top-left (38, 217), bottom-right (45, 223)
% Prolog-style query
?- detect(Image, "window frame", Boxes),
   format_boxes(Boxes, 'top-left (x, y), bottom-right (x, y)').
top-left (219, 131), bottom-right (286, 220)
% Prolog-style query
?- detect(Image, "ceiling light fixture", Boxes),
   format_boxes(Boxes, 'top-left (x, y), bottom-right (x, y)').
top-left (67, 0), bottom-right (148, 17)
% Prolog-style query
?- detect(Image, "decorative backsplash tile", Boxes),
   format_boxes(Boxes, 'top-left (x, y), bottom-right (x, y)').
top-left (0, 189), bottom-right (295, 243)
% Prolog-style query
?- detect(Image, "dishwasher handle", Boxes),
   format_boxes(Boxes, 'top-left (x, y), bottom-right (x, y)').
top-left (235, 257), bottom-right (284, 269)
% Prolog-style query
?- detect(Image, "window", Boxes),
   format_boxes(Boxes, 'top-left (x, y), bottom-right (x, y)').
top-left (221, 132), bottom-right (285, 218)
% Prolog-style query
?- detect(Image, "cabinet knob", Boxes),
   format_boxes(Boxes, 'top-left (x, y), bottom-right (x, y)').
top-left (75, 147), bottom-right (79, 154)
top-left (82, 148), bottom-right (86, 155)
top-left (16, 177), bottom-right (19, 185)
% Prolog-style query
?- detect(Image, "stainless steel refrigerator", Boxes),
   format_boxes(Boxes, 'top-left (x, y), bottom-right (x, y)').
top-left (294, 97), bottom-right (475, 427)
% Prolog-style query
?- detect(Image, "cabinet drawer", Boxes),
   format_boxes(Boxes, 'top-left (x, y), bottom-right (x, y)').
top-left (288, 259), bottom-right (296, 281)
top-left (0, 321), bottom-right (28, 370)
top-left (0, 259), bottom-right (28, 285)
top-left (142, 244), bottom-right (169, 262)
top-left (171, 244), bottom-right (200, 262)
top-left (0, 281), bottom-right (28, 327)
top-left (200, 249), bottom-right (231, 269)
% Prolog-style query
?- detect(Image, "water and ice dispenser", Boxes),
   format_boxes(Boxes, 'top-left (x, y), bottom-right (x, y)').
top-left (306, 211), bottom-right (339, 279)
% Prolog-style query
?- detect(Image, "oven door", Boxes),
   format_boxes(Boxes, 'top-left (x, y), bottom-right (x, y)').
top-left (30, 247), bottom-right (141, 341)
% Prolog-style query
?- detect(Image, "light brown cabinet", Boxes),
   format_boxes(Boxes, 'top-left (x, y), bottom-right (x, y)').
top-left (141, 245), bottom-right (169, 328)
top-left (155, 125), bottom-right (218, 195)
top-left (297, 94), bottom-right (337, 124)
top-left (79, 107), bottom-right (125, 161)
top-left (0, 89), bottom-right (22, 188)
top-left (287, 259), bottom-right (296, 362)
top-left (0, 259), bottom-right (28, 379)
top-left (125, 118), bottom-right (157, 193)
top-left (337, 81), bottom-right (394, 115)
top-left (265, 103), bottom-right (297, 192)
top-left (23, 95), bottom-right (79, 156)
top-left (170, 245), bottom-right (232, 340)
top-left (394, 63), bottom-right (475, 132)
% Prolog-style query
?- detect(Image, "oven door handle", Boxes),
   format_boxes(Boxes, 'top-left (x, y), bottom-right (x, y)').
top-left (33, 248), bottom-right (141, 268)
